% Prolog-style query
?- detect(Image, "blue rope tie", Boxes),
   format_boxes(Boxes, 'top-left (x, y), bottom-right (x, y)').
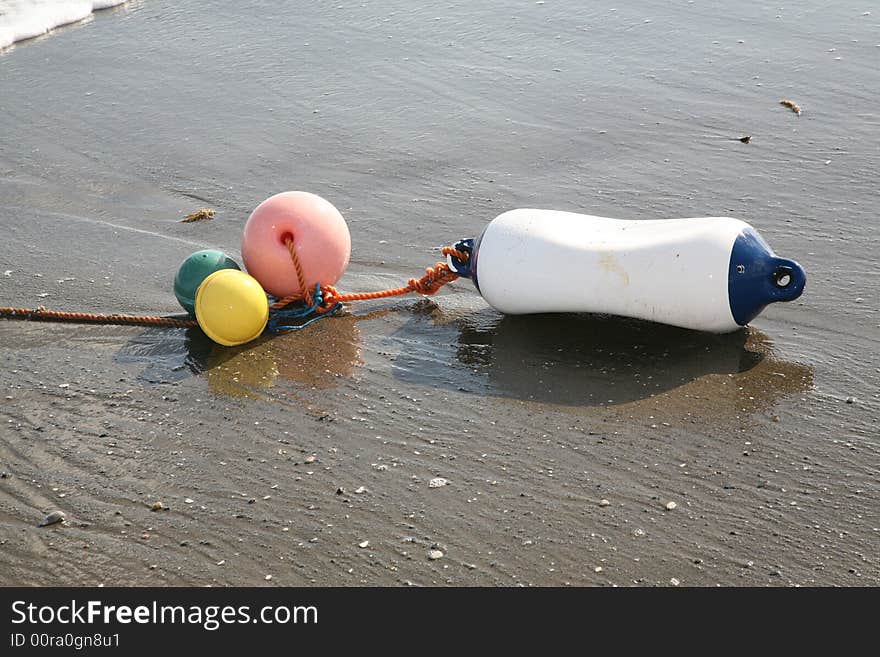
top-left (266, 284), bottom-right (343, 333)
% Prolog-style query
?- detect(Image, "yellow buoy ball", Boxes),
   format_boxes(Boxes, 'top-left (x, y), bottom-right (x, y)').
top-left (194, 269), bottom-right (269, 346)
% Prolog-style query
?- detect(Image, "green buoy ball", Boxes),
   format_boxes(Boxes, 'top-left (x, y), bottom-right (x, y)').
top-left (174, 250), bottom-right (241, 315)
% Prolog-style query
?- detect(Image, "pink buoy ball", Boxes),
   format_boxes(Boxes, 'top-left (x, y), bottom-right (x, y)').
top-left (241, 191), bottom-right (351, 298)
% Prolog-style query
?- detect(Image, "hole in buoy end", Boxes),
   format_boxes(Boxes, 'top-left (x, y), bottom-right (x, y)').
top-left (773, 267), bottom-right (792, 288)
top-left (279, 231), bottom-right (294, 247)
top-left (736, 264), bottom-right (745, 274)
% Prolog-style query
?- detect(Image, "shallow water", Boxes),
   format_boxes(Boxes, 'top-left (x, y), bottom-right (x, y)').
top-left (0, 0), bottom-right (877, 586)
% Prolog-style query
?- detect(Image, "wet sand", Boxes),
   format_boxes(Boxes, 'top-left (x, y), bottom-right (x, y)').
top-left (0, 0), bottom-right (877, 586)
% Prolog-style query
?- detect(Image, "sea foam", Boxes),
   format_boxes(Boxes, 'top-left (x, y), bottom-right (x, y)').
top-left (0, 0), bottom-right (127, 50)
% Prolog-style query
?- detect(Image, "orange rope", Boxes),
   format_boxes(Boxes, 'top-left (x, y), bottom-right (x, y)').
top-left (271, 240), bottom-right (467, 313)
top-left (286, 236), bottom-right (313, 307)
top-left (0, 239), bottom-right (468, 329)
top-left (0, 306), bottom-right (196, 328)
top-left (269, 237), bottom-right (313, 310)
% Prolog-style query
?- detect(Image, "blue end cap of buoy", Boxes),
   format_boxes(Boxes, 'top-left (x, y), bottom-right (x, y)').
top-left (447, 237), bottom-right (476, 281)
top-left (728, 228), bottom-right (806, 326)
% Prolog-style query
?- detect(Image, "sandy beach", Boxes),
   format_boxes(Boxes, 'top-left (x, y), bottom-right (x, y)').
top-left (0, 0), bottom-right (877, 586)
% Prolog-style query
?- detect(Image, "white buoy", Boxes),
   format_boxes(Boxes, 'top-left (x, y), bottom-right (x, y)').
top-left (447, 209), bottom-right (806, 333)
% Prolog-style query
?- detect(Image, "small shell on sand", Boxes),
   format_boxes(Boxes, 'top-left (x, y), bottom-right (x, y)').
top-left (39, 511), bottom-right (65, 527)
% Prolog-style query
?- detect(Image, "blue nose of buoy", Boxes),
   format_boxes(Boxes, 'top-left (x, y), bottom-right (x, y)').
top-left (768, 258), bottom-right (807, 302)
top-left (728, 228), bottom-right (807, 326)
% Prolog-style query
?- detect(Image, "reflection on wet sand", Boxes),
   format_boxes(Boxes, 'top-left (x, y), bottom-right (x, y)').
top-left (118, 304), bottom-right (812, 421)
top-left (391, 310), bottom-right (814, 420)
top-left (205, 316), bottom-right (361, 398)
top-left (115, 326), bottom-right (214, 382)
top-left (116, 316), bottom-right (361, 399)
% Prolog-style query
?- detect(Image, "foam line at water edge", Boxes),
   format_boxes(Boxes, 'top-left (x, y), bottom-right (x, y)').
top-left (0, 0), bottom-right (127, 50)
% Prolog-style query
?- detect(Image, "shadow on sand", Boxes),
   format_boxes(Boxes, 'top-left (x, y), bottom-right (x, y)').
top-left (115, 303), bottom-right (812, 417)
top-left (387, 307), bottom-right (814, 415)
